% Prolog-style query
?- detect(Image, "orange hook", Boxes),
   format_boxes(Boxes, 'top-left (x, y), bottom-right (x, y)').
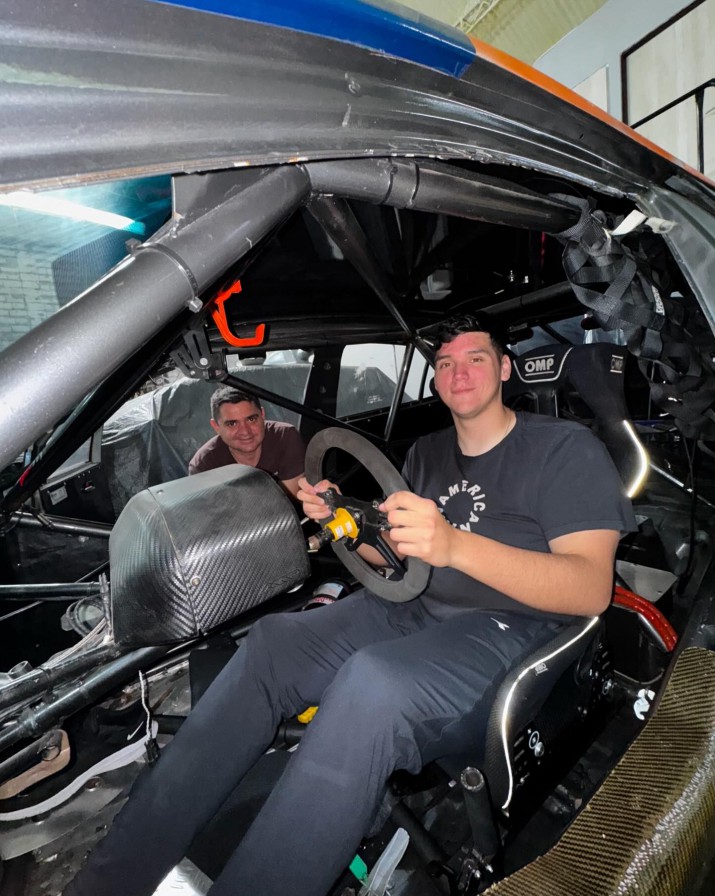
top-left (211, 279), bottom-right (266, 348)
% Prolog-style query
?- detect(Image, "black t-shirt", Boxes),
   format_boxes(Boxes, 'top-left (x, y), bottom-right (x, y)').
top-left (402, 412), bottom-right (636, 620)
top-left (188, 420), bottom-right (305, 479)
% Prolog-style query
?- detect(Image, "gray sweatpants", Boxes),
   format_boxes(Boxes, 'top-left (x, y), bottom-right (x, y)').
top-left (65, 590), bottom-right (560, 896)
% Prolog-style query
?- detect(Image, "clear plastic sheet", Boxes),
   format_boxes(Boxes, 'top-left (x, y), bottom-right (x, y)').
top-left (101, 365), bottom-right (398, 514)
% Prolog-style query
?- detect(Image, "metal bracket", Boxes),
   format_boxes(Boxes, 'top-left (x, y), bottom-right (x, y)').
top-left (171, 327), bottom-right (223, 379)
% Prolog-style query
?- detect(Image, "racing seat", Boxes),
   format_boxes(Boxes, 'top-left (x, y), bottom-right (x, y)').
top-left (479, 614), bottom-right (603, 815)
top-left (388, 613), bottom-right (608, 879)
top-left (432, 347), bottom-right (635, 833)
top-left (503, 342), bottom-right (648, 498)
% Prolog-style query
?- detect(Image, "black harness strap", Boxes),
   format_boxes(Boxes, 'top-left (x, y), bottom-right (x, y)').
top-left (553, 195), bottom-right (715, 438)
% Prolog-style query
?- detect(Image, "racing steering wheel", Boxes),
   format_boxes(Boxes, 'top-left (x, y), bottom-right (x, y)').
top-left (304, 427), bottom-right (430, 602)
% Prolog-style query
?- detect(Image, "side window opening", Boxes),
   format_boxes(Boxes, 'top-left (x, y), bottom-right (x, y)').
top-left (228, 350), bottom-right (312, 427)
top-left (101, 350), bottom-right (313, 514)
top-left (337, 344), bottom-right (432, 416)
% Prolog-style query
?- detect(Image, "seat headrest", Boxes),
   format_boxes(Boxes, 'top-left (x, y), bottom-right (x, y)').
top-left (505, 343), bottom-right (645, 495)
top-left (503, 344), bottom-right (573, 416)
top-left (508, 344), bottom-right (574, 387)
top-left (504, 343), bottom-right (629, 421)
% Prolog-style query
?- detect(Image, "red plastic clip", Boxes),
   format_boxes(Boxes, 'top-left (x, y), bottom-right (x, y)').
top-left (211, 279), bottom-right (266, 348)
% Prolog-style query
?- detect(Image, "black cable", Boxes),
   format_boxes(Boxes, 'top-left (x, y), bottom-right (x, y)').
top-left (0, 601), bottom-right (42, 623)
top-left (0, 510), bottom-right (19, 537)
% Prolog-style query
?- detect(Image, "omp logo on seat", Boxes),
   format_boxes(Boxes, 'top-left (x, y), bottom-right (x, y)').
top-left (512, 346), bottom-right (571, 384)
top-left (518, 354), bottom-right (558, 382)
top-left (524, 355), bottom-right (554, 375)
top-left (610, 354), bottom-right (625, 373)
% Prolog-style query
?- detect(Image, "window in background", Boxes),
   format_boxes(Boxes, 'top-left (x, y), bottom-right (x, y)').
top-left (338, 344), bottom-right (431, 416)
top-left (623, 0), bottom-right (714, 178)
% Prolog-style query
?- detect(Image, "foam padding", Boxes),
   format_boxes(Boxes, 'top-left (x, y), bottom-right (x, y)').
top-left (485, 647), bottom-right (715, 895)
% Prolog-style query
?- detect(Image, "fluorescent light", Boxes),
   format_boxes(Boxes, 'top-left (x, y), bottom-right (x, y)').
top-left (0, 191), bottom-right (145, 235)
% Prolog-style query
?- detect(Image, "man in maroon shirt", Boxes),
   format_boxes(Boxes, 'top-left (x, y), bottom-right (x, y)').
top-left (188, 386), bottom-right (305, 498)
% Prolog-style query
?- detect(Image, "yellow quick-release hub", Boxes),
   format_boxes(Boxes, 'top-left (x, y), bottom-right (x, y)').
top-left (306, 505), bottom-right (360, 553)
top-left (324, 506), bottom-right (359, 541)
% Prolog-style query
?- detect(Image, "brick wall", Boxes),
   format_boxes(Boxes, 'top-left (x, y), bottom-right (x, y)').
top-left (0, 246), bottom-right (60, 353)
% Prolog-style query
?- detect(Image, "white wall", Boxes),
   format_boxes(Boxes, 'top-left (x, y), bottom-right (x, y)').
top-left (535, 0), bottom-right (697, 118)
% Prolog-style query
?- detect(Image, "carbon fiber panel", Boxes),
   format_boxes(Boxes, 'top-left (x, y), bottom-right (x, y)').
top-left (484, 647), bottom-right (715, 896)
top-left (110, 466), bottom-right (309, 647)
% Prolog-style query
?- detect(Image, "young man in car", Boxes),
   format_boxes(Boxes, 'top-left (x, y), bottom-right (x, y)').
top-left (66, 315), bottom-right (634, 896)
top-left (188, 385), bottom-right (305, 498)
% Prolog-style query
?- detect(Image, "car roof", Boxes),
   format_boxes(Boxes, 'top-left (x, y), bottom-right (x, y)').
top-left (0, 0), bottom-right (713, 206)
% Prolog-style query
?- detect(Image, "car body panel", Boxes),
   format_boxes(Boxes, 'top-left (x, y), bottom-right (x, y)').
top-left (148, 0), bottom-right (476, 77)
top-left (1, 0), bottom-right (714, 205)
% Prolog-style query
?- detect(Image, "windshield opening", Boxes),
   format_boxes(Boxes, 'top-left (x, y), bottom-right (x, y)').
top-left (0, 176), bottom-right (172, 354)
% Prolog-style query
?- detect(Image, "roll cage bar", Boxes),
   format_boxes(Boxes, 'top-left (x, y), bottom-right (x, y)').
top-left (0, 159), bottom-right (582, 509)
top-left (4, 151), bottom-right (715, 512)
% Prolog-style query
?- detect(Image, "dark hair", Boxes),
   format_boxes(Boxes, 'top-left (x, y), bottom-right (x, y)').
top-left (433, 313), bottom-right (506, 357)
top-left (210, 386), bottom-right (261, 421)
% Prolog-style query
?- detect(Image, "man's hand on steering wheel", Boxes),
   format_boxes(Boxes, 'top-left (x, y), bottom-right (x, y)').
top-left (380, 491), bottom-right (455, 569)
top-left (303, 428), bottom-right (430, 602)
top-left (299, 476), bottom-right (404, 569)
top-left (297, 477), bottom-right (338, 522)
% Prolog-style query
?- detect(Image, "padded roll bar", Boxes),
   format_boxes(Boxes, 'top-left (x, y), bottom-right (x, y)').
top-left (0, 165), bottom-right (310, 471)
top-left (306, 158), bottom-right (580, 233)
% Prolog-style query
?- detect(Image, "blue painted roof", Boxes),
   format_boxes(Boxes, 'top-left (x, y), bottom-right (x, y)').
top-left (148, 0), bottom-right (475, 77)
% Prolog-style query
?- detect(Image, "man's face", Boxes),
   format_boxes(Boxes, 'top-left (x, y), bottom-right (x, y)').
top-left (433, 331), bottom-right (511, 420)
top-left (210, 401), bottom-right (266, 458)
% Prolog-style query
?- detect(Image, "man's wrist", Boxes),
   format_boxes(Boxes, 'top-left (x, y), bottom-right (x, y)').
top-left (437, 520), bottom-right (456, 569)
top-left (445, 526), bottom-right (479, 573)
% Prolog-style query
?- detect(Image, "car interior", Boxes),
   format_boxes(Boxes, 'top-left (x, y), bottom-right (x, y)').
top-left (0, 155), bottom-right (714, 895)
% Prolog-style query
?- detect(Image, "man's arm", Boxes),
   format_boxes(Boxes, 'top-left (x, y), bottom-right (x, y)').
top-left (275, 426), bottom-right (306, 499)
top-left (187, 456), bottom-right (204, 476)
top-left (281, 475), bottom-right (303, 500)
top-left (381, 491), bottom-right (618, 616)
